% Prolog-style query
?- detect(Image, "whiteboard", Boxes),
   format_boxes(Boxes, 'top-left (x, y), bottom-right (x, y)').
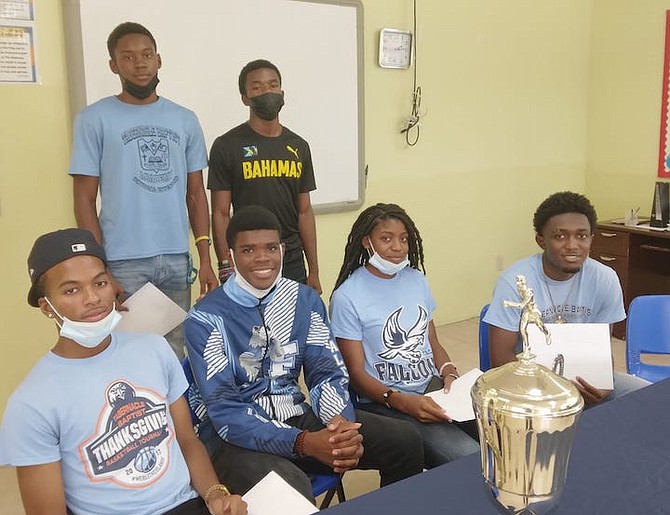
top-left (62, 0), bottom-right (365, 212)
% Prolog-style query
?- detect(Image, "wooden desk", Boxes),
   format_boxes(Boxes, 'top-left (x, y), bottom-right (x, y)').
top-left (590, 221), bottom-right (670, 339)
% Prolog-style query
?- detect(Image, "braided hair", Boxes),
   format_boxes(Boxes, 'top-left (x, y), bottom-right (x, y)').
top-left (333, 203), bottom-right (425, 292)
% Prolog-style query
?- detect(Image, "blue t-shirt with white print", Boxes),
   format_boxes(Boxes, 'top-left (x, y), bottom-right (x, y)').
top-left (484, 254), bottom-right (625, 351)
top-left (69, 96), bottom-right (208, 261)
top-left (330, 266), bottom-right (438, 401)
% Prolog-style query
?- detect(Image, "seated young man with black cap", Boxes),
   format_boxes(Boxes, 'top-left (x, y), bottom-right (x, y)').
top-left (0, 228), bottom-right (246, 515)
top-left (184, 205), bottom-right (424, 503)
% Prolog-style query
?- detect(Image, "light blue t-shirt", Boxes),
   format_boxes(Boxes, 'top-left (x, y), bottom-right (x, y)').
top-left (0, 333), bottom-right (197, 515)
top-left (483, 254), bottom-right (626, 349)
top-left (69, 96), bottom-right (208, 261)
top-left (330, 266), bottom-right (438, 400)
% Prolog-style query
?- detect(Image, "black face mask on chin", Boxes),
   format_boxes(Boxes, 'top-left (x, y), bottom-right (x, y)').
top-left (122, 75), bottom-right (160, 100)
top-left (249, 92), bottom-right (285, 121)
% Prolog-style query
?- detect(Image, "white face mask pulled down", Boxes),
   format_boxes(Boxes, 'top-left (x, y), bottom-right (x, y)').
top-left (230, 246), bottom-right (283, 299)
top-left (45, 298), bottom-right (121, 348)
top-left (367, 240), bottom-right (410, 276)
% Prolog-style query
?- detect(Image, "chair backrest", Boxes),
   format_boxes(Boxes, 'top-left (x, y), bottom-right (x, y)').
top-left (626, 295), bottom-right (670, 383)
top-left (478, 304), bottom-right (491, 371)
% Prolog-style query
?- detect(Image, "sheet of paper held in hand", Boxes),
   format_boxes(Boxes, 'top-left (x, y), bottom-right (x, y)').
top-left (115, 282), bottom-right (187, 336)
top-left (425, 368), bottom-right (483, 421)
top-left (527, 323), bottom-right (614, 390)
top-left (243, 470), bottom-right (318, 515)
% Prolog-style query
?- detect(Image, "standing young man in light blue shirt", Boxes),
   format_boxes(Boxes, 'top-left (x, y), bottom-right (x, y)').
top-left (70, 22), bottom-right (216, 358)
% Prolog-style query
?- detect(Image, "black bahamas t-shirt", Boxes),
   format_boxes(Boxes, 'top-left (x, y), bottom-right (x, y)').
top-left (208, 122), bottom-right (317, 252)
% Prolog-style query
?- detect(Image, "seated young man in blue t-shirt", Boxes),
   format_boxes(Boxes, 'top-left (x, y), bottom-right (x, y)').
top-left (484, 191), bottom-right (649, 406)
top-left (0, 228), bottom-right (246, 515)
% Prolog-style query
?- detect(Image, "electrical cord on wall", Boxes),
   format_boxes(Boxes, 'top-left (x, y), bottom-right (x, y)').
top-left (401, 0), bottom-right (421, 146)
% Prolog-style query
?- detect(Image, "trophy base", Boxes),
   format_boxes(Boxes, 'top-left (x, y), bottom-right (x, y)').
top-left (483, 481), bottom-right (562, 515)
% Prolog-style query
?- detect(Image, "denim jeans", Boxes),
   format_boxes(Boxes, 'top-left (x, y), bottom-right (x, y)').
top-left (357, 401), bottom-right (480, 469)
top-left (108, 253), bottom-right (190, 358)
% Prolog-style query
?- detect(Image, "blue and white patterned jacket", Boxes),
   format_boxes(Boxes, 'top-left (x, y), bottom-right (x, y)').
top-left (184, 276), bottom-right (354, 458)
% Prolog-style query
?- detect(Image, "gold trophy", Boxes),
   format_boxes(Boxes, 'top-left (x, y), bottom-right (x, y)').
top-left (471, 275), bottom-right (584, 514)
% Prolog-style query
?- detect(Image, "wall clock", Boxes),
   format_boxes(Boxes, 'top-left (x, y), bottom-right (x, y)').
top-left (379, 28), bottom-right (412, 69)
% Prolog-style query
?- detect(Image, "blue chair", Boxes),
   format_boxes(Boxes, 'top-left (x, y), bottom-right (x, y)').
top-left (626, 295), bottom-right (670, 383)
top-left (478, 304), bottom-right (491, 371)
top-left (180, 357), bottom-right (346, 508)
top-left (311, 472), bottom-right (346, 509)
top-left (181, 356), bottom-right (206, 426)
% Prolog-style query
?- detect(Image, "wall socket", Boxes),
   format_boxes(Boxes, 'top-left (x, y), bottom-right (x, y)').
top-left (495, 254), bottom-right (504, 271)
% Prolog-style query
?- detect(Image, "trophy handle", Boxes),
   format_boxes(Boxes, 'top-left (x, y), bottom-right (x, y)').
top-left (482, 394), bottom-right (504, 480)
top-left (552, 353), bottom-right (565, 376)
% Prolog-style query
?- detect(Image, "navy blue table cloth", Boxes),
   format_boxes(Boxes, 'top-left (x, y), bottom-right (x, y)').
top-left (322, 378), bottom-right (670, 515)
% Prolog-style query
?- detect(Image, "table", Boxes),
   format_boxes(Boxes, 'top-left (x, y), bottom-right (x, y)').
top-left (322, 379), bottom-right (670, 515)
top-left (591, 222), bottom-right (670, 338)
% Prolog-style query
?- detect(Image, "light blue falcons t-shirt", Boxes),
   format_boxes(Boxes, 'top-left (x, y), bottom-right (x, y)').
top-left (483, 254), bottom-right (625, 351)
top-left (0, 333), bottom-right (197, 515)
top-left (330, 266), bottom-right (439, 400)
top-left (69, 96), bottom-right (208, 261)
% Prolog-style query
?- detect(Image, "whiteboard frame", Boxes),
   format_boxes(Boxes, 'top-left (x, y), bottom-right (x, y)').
top-left (61, 0), bottom-right (365, 214)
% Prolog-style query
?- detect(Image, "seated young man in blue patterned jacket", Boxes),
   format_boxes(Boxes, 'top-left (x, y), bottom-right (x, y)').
top-left (184, 206), bottom-right (423, 503)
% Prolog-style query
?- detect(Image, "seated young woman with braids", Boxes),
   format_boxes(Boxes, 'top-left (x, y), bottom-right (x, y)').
top-left (329, 203), bottom-right (479, 468)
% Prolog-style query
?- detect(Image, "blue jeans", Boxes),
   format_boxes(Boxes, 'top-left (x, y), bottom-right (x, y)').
top-left (108, 254), bottom-right (190, 359)
top-left (358, 401), bottom-right (480, 469)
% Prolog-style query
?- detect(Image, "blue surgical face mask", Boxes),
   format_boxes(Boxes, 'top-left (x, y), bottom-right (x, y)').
top-left (367, 240), bottom-right (410, 276)
top-left (230, 246), bottom-right (283, 299)
top-left (45, 298), bottom-right (121, 348)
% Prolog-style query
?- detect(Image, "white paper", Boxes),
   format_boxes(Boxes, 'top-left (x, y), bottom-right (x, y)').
top-left (425, 368), bottom-right (483, 422)
top-left (637, 222), bottom-right (669, 231)
top-left (243, 470), bottom-right (318, 515)
top-left (527, 323), bottom-right (614, 389)
top-left (115, 282), bottom-right (187, 336)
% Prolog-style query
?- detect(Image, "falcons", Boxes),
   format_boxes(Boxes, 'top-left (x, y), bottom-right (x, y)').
top-left (377, 306), bottom-right (428, 364)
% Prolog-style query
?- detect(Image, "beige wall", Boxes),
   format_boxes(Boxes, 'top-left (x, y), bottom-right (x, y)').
top-left (320, 0), bottom-right (592, 317)
top-left (0, 0), bottom-right (665, 415)
top-left (586, 0), bottom-right (670, 217)
top-left (0, 1), bottom-right (73, 414)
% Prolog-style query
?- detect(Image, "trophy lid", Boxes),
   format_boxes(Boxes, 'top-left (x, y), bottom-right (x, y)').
top-left (471, 354), bottom-right (583, 418)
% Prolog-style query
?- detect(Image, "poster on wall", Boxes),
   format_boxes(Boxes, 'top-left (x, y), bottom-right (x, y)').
top-left (0, 0), bottom-right (34, 20)
top-left (0, 0), bottom-right (38, 84)
top-left (658, 10), bottom-right (670, 178)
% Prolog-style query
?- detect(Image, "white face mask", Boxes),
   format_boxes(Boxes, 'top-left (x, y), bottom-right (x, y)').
top-left (230, 247), bottom-right (283, 299)
top-left (45, 298), bottom-right (121, 348)
top-left (367, 240), bottom-right (410, 276)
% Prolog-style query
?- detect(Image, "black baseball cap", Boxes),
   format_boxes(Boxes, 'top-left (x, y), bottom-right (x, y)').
top-left (27, 228), bottom-right (107, 307)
